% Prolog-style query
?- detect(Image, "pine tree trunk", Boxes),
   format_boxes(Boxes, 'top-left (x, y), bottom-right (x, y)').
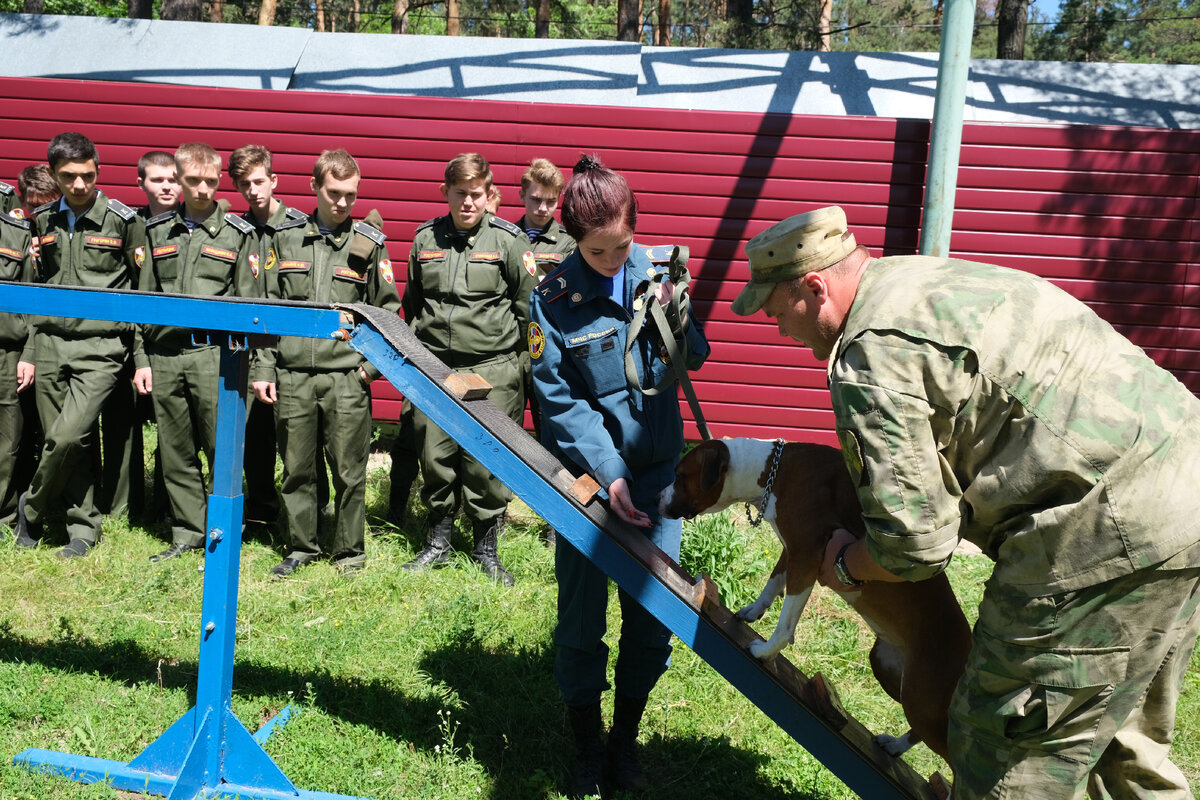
top-left (161, 0), bottom-right (202, 20)
top-left (391, 0), bottom-right (409, 32)
top-left (617, 0), bottom-right (639, 40)
top-left (23, 0), bottom-right (45, 13)
top-left (656, 0), bottom-right (670, 44)
top-left (818, 0), bottom-right (831, 50)
top-left (535, 0), bottom-right (550, 37)
top-left (315, 0), bottom-right (326, 32)
top-left (258, 0), bottom-right (276, 25)
top-left (996, 0), bottom-right (1028, 58)
top-left (447, 0), bottom-right (460, 35)
top-left (210, 0), bottom-right (224, 23)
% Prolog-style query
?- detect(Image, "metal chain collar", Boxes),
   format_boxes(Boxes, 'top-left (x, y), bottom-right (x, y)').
top-left (745, 438), bottom-right (785, 528)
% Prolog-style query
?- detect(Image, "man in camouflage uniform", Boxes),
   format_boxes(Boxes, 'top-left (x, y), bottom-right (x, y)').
top-left (228, 144), bottom-right (310, 529)
top-left (0, 206), bottom-right (35, 529)
top-left (251, 149), bottom-right (400, 578)
top-left (15, 132), bottom-right (143, 558)
top-left (400, 153), bottom-right (535, 585)
top-left (134, 142), bottom-right (260, 563)
top-left (733, 206), bottom-right (1200, 799)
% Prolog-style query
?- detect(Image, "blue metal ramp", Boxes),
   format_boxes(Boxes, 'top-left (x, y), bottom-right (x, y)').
top-left (1, 285), bottom-right (945, 800)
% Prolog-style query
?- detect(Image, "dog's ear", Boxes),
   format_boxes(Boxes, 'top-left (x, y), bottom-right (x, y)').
top-left (699, 443), bottom-right (730, 490)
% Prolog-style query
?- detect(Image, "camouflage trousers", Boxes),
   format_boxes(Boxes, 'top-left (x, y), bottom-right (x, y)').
top-left (949, 546), bottom-right (1200, 799)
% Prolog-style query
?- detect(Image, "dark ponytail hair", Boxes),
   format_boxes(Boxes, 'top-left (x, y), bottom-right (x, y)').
top-left (560, 154), bottom-right (637, 242)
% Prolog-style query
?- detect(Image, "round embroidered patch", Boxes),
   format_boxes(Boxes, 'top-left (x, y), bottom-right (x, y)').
top-left (265, 247), bottom-right (277, 270)
top-left (379, 258), bottom-right (394, 284)
top-left (523, 251), bottom-right (538, 277)
top-left (9, 208), bottom-right (25, 220)
top-left (134, 245), bottom-right (145, 269)
top-left (528, 321), bottom-right (546, 360)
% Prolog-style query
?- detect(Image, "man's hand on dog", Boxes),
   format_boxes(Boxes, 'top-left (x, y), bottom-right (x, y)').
top-left (819, 527), bottom-right (862, 592)
top-left (609, 478), bottom-right (652, 528)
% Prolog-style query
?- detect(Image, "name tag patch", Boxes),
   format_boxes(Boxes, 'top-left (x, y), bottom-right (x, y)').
top-left (418, 250), bottom-right (445, 261)
top-left (470, 251), bottom-right (502, 261)
top-left (279, 260), bottom-right (309, 271)
top-left (152, 244), bottom-right (179, 258)
top-left (85, 235), bottom-right (122, 248)
top-left (566, 327), bottom-right (617, 347)
top-left (202, 245), bottom-right (237, 262)
top-left (0, 246), bottom-right (21, 260)
top-left (334, 266), bottom-right (366, 282)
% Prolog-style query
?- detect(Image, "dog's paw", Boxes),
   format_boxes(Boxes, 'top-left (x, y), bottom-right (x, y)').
top-left (873, 732), bottom-right (916, 757)
top-left (735, 602), bottom-right (768, 623)
top-left (748, 638), bottom-right (785, 660)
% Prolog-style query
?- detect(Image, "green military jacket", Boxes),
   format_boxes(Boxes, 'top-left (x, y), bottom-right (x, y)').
top-left (403, 213), bottom-right (535, 367)
top-left (516, 216), bottom-right (577, 279)
top-left (828, 256), bottom-right (1200, 595)
top-left (0, 211), bottom-right (35, 358)
top-left (252, 212), bottom-right (400, 381)
top-left (0, 182), bottom-right (17, 217)
top-left (32, 191), bottom-right (143, 339)
top-left (135, 199), bottom-right (260, 364)
top-left (241, 202), bottom-right (307, 274)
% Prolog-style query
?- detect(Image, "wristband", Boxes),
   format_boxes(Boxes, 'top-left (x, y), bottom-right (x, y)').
top-left (834, 542), bottom-right (865, 588)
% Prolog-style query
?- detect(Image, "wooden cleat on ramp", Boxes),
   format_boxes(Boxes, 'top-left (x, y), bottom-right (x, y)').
top-left (444, 372), bottom-right (493, 400)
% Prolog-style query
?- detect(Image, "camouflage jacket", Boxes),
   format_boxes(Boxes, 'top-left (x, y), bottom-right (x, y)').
top-left (828, 256), bottom-right (1200, 595)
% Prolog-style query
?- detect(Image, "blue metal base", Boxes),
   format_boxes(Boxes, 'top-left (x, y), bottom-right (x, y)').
top-left (12, 704), bottom-right (367, 799)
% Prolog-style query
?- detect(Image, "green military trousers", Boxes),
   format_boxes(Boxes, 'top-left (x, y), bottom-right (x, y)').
top-left (414, 352), bottom-right (523, 526)
top-left (949, 545), bottom-right (1200, 799)
top-left (0, 347), bottom-right (24, 525)
top-left (148, 346), bottom-right (219, 549)
top-left (275, 367), bottom-right (370, 568)
top-left (25, 332), bottom-right (125, 544)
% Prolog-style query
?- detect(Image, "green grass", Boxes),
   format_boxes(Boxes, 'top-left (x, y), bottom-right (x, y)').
top-left (1, 458), bottom-right (1197, 799)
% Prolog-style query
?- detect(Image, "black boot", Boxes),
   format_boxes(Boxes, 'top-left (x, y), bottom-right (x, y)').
top-left (606, 693), bottom-right (649, 795)
top-left (471, 518), bottom-right (514, 586)
top-left (403, 517), bottom-right (453, 570)
top-left (567, 703), bottom-right (605, 799)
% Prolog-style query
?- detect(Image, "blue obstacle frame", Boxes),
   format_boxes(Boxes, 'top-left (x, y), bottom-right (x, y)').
top-left (1, 284), bottom-right (940, 800)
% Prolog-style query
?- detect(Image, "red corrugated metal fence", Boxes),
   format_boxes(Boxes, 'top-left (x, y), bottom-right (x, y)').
top-left (2, 76), bottom-right (1197, 446)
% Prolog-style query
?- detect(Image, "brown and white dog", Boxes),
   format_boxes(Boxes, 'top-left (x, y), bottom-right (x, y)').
top-left (658, 437), bottom-right (972, 761)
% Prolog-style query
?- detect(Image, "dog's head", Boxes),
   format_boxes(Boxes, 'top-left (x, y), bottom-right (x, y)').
top-left (658, 439), bottom-right (732, 520)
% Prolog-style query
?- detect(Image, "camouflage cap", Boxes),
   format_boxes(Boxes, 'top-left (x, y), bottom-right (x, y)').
top-left (732, 206), bottom-right (857, 316)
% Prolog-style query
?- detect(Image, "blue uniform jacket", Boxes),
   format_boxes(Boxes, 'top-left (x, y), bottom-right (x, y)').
top-left (529, 245), bottom-right (710, 489)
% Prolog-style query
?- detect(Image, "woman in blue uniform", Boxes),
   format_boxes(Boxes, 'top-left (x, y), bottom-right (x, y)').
top-left (528, 155), bottom-right (710, 798)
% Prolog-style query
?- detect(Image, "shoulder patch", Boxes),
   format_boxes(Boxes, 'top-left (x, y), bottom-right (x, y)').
top-left (275, 216), bottom-right (308, 232)
top-left (642, 244), bottom-right (676, 264)
top-left (34, 199), bottom-right (57, 216)
top-left (107, 197), bottom-right (137, 222)
top-left (0, 211), bottom-right (30, 230)
top-left (352, 219), bottom-right (387, 245)
top-left (284, 207), bottom-right (307, 221)
top-left (535, 266), bottom-right (570, 303)
top-left (0, 182), bottom-right (13, 197)
top-left (225, 213), bottom-right (255, 235)
top-left (146, 210), bottom-right (176, 227)
top-left (415, 216), bottom-right (443, 233)
top-left (488, 216), bottom-right (522, 237)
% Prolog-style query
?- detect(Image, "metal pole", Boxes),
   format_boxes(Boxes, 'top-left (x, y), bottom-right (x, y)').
top-left (919, 0), bottom-right (977, 257)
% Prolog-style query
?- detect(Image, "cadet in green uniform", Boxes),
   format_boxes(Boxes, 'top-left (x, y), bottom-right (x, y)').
top-left (9, 165), bottom-right (60, 520)
top-left (401, 152), bottom-right (536, 585)
top-left (15, 132), bottom-right (143, 558)
top-left (0, 181), bottom-right (18, 216)
top-left (228, 144), bottom-right (310, 528)
top-left (251, 149), bottom-right (400, 578)
top-left (734, 206), bottom-right (1200, 800)
top-left (0, 210), bottom-right (35, 529)
top-left (133, 143), bottom-right (259, 563)
top-left (515, 158), bottom-right (576, 278)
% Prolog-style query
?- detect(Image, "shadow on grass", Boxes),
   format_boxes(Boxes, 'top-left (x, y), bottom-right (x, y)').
top-left (0, 624), bottom-right (804, 799)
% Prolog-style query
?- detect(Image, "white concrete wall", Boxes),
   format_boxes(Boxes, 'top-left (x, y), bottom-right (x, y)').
top-left (3, 13), bottom-right (1197, 129)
